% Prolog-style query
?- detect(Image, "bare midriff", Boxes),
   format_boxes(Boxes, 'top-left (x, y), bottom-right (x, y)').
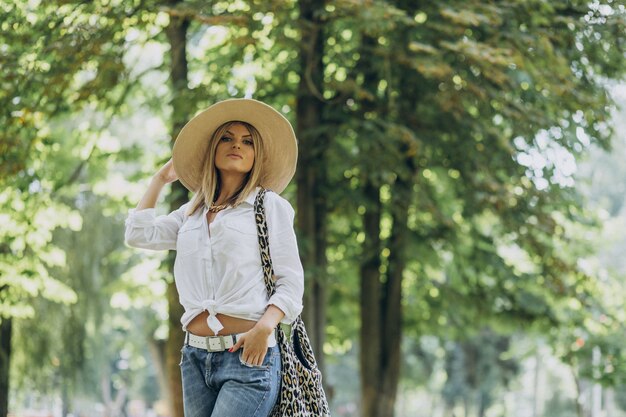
top-left (187, 311), bottom-right (257, 337)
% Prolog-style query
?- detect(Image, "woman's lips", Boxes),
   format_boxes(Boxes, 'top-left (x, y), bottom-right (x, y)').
top-left (227, 154), bottom-right (243, 159)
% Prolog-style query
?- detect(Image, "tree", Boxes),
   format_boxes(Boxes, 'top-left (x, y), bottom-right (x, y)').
top-left (441, 330), bottom-right (519, 417)
top-left (295, 0), bottom-right (331, 376)
top-left (319, 1), bottom-right (626, 416)
top-left (4, 1), bottom-right (626, 416)
top-left (0, 1), bottom-right (160, 413)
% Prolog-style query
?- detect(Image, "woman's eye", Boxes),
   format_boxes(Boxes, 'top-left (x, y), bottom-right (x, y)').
top-left (220, 136), bottom-right (231, 142)
top-left (244, 140), bottom-right (254, 146)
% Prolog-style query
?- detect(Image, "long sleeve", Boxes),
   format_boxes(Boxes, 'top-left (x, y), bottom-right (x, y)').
top-left (264, 192), bottom-right (304, 324)
top-left (124, 202), bottom-right (190, 251)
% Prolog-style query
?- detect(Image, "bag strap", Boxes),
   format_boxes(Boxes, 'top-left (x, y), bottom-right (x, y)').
top-left (253, 188), bottom-right (277, 297)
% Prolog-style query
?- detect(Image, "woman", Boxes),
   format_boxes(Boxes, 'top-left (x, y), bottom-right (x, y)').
top-left (124, 98), bottom-right (304, 417)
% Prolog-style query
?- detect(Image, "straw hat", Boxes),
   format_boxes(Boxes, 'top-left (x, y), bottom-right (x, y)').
top-left (172, 98), bottom-right (298, 194)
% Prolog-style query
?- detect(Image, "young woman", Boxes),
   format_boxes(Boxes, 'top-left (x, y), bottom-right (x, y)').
top-left (124, 98), bottom-right (304, 417)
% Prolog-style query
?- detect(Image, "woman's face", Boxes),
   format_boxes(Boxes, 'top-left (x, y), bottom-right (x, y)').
top-left (214, 122), bottom-right (255, 177)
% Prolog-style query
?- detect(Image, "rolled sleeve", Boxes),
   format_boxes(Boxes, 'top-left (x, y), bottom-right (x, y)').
top-left (124, 202), bottom-right (190, 251)
top-left (264, 192), bottom-right (304, 324)
top-left (125, 208), bottom-right (158, 227)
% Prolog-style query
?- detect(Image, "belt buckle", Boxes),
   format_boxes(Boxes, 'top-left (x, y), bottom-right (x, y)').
top-left (205, 336), bottom-right (226, 352)
top-left (205, 336), bottom-right (217, 352)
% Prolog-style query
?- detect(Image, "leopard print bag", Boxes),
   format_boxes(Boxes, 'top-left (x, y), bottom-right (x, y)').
top-left (254, 189), bottom-right (331, 417)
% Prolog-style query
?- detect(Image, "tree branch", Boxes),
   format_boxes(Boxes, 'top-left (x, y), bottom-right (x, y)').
top-left (159, 6), bottom-right (249, 26)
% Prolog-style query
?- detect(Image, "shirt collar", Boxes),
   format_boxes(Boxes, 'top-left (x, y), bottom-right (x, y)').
top-left (199, 186), bottom-right (262, 215)
top-left (243, 186), bottom-right (262, 206)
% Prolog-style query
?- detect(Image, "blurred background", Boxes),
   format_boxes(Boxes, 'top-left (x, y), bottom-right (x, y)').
top-left (1, 1), bottom-right (626, 417)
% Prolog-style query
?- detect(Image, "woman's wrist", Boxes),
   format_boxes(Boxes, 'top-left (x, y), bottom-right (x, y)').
top-left (254, 319), bottom-right (275, 336)
top-left (254, 304), bottom-right (285, 335)
top-left (135, 176), bottom-right (167, 210)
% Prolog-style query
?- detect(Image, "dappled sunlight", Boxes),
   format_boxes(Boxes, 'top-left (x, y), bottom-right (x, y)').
top-left (2, 1), bottom-right (626, 417)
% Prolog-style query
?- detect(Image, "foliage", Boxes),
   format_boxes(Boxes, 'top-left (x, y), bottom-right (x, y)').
top-left (0, 0), bottom-right (160, 319)
top-left (321, 0), bottom-right (625, 337)
top-left (1, 0), bottom-right (626, 415)
top-left (321, 0), bottom-right (626, 413)
top-left (1, 0), bottom-right (165, 411)
top-left (2, 0), bottom-right (303, 410)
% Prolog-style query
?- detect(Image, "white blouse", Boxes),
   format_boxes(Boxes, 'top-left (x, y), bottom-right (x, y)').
top-left (124, 186), bottom-right (304, 334)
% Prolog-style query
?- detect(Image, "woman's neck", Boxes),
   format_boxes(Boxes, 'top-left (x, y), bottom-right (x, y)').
top-left (216, 173), bottom-right (246, 204)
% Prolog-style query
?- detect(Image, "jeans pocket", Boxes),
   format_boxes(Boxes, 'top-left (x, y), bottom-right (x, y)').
top-left (238, 350), bottom-right (271, 370)
top-left (179, 346), bottom-right (186, 366)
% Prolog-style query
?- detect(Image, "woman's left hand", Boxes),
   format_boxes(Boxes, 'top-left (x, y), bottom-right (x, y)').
top-left (230, 324), bottom-right (272, 366)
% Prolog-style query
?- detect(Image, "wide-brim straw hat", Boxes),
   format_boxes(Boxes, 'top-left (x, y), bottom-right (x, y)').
top-left (172, 98), bottom-right (298, 194)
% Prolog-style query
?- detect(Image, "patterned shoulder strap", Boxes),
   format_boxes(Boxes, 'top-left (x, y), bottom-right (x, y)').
top-left (253, 188), bottom-right (277, 297)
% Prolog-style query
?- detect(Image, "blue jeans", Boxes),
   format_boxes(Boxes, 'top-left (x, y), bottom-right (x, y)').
top-left (179, 343), bottom-right (281, 417)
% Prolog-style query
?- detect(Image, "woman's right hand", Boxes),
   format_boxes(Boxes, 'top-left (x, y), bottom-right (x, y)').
top-left (155, 158), bottom-right (179, 184)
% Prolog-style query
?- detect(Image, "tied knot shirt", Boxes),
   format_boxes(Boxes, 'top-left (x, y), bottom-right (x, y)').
top-left (123, 187), bottom-right (304, 334)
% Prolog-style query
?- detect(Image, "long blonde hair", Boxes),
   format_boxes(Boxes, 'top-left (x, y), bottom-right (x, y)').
top-left (186, 120), bottom-right (265, 216)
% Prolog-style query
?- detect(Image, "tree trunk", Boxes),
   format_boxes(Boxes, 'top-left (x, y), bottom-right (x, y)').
top-left (166, 278), bottom-right (185, 417)
top-left (532, 348), bottom-right (541, 417)
top-left (359, 179), bottom-right (410, 417)
top-left (61, 384), bottom-right (69, 417)
top-left (357, 28), bottom-right (387, 417)
top-left (360, 181), bottom-right (383, 417)
top-left (296, 0), bottom-right (328, 376)
top-left (371, 4), bottom-right (423, 413)
top-left (165, 3), bottom-right (190, 417)
top-left (357, 11), bottom-right (417, 411)
top-left (592, 347), bottom-right (602, 417)
top-left (571, 365), bottom-right (585, 417)
top-left (147, 338), bottom-right (169, 406)
top-left (378, 173), bottom-right (411, 417)
top-left (478, 393), bottom-right (487, 417)
top-left (0, 317), bottom-right (11, 417)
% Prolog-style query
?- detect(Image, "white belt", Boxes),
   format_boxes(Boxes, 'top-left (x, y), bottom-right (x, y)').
top-left (185, 330), bottom-right (277, 352)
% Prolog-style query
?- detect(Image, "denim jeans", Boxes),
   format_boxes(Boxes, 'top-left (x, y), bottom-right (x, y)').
top-left (179, 343), bottom-right (281, 417)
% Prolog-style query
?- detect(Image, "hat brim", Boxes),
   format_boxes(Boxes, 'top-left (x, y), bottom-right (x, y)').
top-left (172, 98), bottom-right (297, 194)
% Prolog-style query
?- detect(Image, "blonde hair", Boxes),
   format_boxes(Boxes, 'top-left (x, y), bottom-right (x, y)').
top-left (186, 120), bottom-right (265, 216)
